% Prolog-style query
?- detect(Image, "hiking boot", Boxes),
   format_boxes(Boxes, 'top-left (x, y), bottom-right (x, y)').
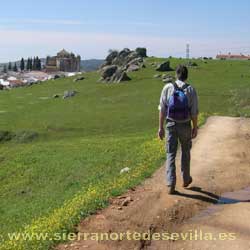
top-left (167, 185), bottom-right (176, 195)
top-left (183, 177), bottom-right (193, 188)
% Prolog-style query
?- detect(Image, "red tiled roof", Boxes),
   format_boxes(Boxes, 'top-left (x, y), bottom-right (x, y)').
top-left (9, 80), bottom-right (24, 85)
top-left (216, 54), bottom-right (250, 59)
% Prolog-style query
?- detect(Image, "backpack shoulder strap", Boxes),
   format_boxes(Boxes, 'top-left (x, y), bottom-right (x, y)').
top-left (182, 83), bottom-right (189, 90)
top-left (172, 82), bottom-right (179, 90)
top-left (172, 82), bottom-right (189, 91)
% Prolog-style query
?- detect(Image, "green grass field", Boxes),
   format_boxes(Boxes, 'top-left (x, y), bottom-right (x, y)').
top-left (0, 57), bottom-right (250, 249)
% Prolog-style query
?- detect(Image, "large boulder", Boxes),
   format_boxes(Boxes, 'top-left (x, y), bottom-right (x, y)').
top-left (156, 61), bottom-right (173, 72)
top-left (101, 65), bottom-right (118, 79)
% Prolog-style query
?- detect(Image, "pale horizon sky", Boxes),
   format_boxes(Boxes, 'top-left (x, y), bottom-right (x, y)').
top-left (0, 0), bottom-right (250, 62)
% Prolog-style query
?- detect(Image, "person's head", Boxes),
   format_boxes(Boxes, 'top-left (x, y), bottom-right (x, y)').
top-left (176, 64), bottom-right (188, 81)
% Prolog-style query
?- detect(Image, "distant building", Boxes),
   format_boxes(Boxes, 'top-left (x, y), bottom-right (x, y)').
top-left (216, 53), bottom-right (250, 60)
top-left (46, 49), bottom-right (81, 72)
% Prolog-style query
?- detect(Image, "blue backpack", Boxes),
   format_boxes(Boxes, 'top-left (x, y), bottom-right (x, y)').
top-left (167, 82), bottom-right (190, 121)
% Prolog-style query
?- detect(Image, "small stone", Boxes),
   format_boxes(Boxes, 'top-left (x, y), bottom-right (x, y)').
top-left (121, 196), bottom-right (133, 206)
top-left (154, 74), bottom-right (161, 78)
top-left (96, 214), bottom-right (106, 220)
top-left (120, 167), bottom-right (130, 174)
top-left (73, 76), bottom-right (85, 82)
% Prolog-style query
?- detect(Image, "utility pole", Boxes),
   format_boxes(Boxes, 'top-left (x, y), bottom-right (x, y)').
top-left (186, 44), bottom-right (190, 59)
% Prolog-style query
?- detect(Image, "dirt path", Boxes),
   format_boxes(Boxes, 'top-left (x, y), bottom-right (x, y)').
top-left (56, 116), bottom-right (250, 250)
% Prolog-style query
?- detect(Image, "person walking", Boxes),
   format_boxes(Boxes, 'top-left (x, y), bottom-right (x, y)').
top-left (158, 64), bottom-right (199, 194)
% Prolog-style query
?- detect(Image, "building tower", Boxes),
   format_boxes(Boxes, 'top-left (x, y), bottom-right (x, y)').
top-left (186, 44), bottom-right (190, 59)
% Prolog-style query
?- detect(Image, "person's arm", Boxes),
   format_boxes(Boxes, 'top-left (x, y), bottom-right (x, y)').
top-left (158, 110), bottom-right (165, 140)
top-left (158, 86), bottom-right (167, 140)
top-left (190, 88), bottom-right (199, 139)
top-left (191, 116), bottom-right (198, 139)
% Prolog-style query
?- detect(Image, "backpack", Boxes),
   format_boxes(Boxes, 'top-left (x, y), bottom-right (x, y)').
top-left (166, 82), bottom-right (190, 121)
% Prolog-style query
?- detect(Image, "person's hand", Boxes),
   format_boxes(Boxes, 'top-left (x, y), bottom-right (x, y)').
top-left (192, 127), bottom-right (198, 139)
top-left (158, 128), bottom-right (165, 140)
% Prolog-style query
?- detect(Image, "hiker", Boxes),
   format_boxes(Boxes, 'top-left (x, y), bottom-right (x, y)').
top-left (158, 64), bottom-right (199, 194)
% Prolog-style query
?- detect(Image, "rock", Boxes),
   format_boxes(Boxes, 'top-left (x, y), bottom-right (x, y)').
top-left (127, 64), bottom-right (140, 72)
top-left (127, 57), bottom-right (143, 66)
top-left (111, 69), bottom-right (131, 83)
top-left (156, 61), bottom-right (173, 72)
top-left (154, 74), bottom-right (161, 78)
top-left (118, 48), bottom-right (131, 59)
top-left (121, 196), bottom-right (133, 206)
top-left (120, 167), bottom-right (130, 174)
top-left (63, 90), bottom-right (77, 99)
top-left (162, 77), bottom-right (173, 83)
top-left (101, 65), bottom-right (118, 79)
top-left (162, 74), bottom-right (174, 83)
top-left (73, 76), bottom-right (85, 82)
top-left (105, 50), bottom-right (118, 65)
top-left (54, 75), bottom-right (61, 79)
top-left (186, 61), bottom-right (198, 67)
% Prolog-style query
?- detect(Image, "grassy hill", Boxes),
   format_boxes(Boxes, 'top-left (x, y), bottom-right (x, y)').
top-left (0, 57), bottom-right (250, 249)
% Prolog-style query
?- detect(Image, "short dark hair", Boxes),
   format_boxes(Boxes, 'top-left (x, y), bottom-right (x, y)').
top-left (176, 64), bottom-right (188, 81)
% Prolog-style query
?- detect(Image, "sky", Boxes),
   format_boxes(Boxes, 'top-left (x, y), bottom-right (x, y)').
top-left (0, 0), bottom-right (250, 62)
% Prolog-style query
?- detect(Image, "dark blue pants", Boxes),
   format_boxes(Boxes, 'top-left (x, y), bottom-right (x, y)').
top-left (166, 120), bottom-right (192, 187)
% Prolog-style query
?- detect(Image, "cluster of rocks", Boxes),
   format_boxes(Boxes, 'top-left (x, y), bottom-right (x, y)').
top-left (154, 73), bottom-right (175, 84)
top-left (53, 90), bottom-right (78, 99)
top-left (186, 61), bottom-right (198, 67)
top-left (99, 48), bottom-right (147, 83)
top-left (151, 61), bottom-right (173, 72)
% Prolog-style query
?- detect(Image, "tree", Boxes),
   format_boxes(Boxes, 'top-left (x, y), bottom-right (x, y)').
top-left (3, 65), bottom-right (7, 73)
top-left (33, 56), bottom-right (41, 71)
top-left (29, 58), bottom-right (32, 70)
top-left (20, 58), bottom-right (25, 71)
top-left (37, 57), bottom-right (42, 70)
top-left (13, 63), bottom-right (18, 72)
top-left (32, 57), bottom-right (36, 70)
top-left (135, 47), bottom-right (147, 57)
top-left (26, 58), bottom-right (30, 71)
top-left (27, 58), bottom-right (33, 71)
top-left (8, 62), bottom-right (12, 71)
